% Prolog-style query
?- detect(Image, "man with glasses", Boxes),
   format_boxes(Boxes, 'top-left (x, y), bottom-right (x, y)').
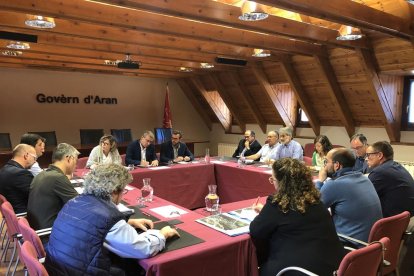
top-left (350, 133), bottom-right (370, 173)
top-left (0, 144), bottom-right (36, 213)
top-left (20, 133), bottom-right (46, 176)
top-left (232, 130), bottom-right (261, 160)
top-left (126, 130), bottom-right (158, 167)
top-left (27, 143), bottom-right (79, 230)
top-left (316, 148), bottom-right (382, 247)
top-left (246, 130), bottom-right (279, 163)
top-left (160, 130), bottom-right (193, 163)
top-left (366, 141), bottom-right (414, 217)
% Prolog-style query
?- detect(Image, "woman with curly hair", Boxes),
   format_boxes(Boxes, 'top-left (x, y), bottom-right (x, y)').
top-left (312, 135), bottom-right (333, 167)
top-left (249, 158), bottom-right (344, 276)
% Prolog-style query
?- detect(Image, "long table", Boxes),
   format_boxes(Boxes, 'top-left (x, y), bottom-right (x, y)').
top-left (121, 188), bottom-right (259, 276)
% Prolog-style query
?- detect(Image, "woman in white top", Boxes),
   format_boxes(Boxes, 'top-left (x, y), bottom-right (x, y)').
top-left (87, 135), bottom-right (122, 169)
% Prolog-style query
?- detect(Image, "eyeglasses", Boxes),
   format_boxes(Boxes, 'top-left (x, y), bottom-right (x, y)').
top-left (102, 141), bottom-right (110, 146)
top-left (244, 136), bottom-right (250, 139)
top-left (323, 159), bottom-right (337, 166)
top-left (27, 152), bottom-right (37, 161)
top-left (351, 145), bottom-right (364, 151)
top-left (268, 176), bottom-right (276, 184)
top-left (365, 152), bottom-right (379, 158)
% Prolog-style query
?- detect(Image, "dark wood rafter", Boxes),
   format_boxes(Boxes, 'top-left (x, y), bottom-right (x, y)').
top-left (279, 56), bottom-right (321, 135)
top-left (251, 64), bottom-right (295, 128)
top-left (356, 48), bottom-right (401, 142)
top-left (176, 79), bottom-right (213, 131)
top-left (209, 73), bottom-right (246, 132)
top-left (227, 71), bottom-right (267, 134)
top-left (255, 0), bottom-right (414, 40)
top-left (314, 49), bottom-right (355, 137)
top-left (190, 77), bottom-right (232, 132)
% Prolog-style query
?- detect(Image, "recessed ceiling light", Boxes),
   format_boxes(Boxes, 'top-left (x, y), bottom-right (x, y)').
top-left (200, 63), bottom-right (214, 69)
top-left (1, 50), bottom-right (23, 56)
top-left (336, 25), bottom-right (363, 41)
top-left (252, 49), bottom-right (271, 57)
top-left (7, 41), bottom-right (30, 50)
top-left (179, 67), bottom-right (193, 72)
top-left (25, 15), bottom-right (56, 29)
top-left (239, 1), bottom-right (268, 21)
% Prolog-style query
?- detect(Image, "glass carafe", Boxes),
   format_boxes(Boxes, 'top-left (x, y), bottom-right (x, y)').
top-left (205, 184), bottom-right (219, 212)
top-left (204, 148), bottom-right (210, 164)
top-left (141, 178), bottom-right (153, 202)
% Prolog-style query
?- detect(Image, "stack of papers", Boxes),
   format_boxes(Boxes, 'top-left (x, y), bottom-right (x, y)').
top-left (150, 205), bottom-right (188, 218)
top-left (117, 203), bottom-right (135, 215)
top-left (196, 213), bottom-right (250, 236)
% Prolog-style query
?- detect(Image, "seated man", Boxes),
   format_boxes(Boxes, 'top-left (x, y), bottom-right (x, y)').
top-left (0, 144), bottom-right (36, 213)
top-left (316, 148), bottom-right (382, 246)
top-left (274, 127), bottom-right (303, 161)
top-left (350, 133), bottom-right (370, 173)
top-left (45, 164), bottom-right (179, 275)
top-left (160, 130), bottom-right (193, 163)
top-left (366, 141), bottom-right (414, 217)
top-left (20, 133), bottom-right (46, 176)
top-left (27, 143), bottom-right (79, 230)
top-left (126, 130), bottom-right (158, 167)
top-left (245, 131), bottom-right (279, 163)
top-left (232, 130), bottom-right (261, 160)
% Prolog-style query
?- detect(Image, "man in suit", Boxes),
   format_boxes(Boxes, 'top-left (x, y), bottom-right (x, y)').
top-left (232, 130), bottom-right (261, 160)
top-left (160, 130), bottom-right (193, 163)
top-left (125, 130), bottom-right (158, 167)
top-left (350, 133), bottom-right (370, 173)
top-left (0, 144), bottom-right (36, 213)
top-left (366, 141), bottom-right (414, 217)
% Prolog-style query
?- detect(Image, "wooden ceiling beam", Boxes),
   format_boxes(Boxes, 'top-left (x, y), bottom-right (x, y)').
top-left (251, 65), bottom-right (294, 128)
top-left (190, 77), bottom-right (232, 132)
top-left (209, 73), bottom-right (246, 132)
top-left (279, 56), bottom-right (320, 135)
top-left (227, 71), bottom-right (267, 133)
top-left (176, 79), bottom-right (213, 131)
top-left (314, 50), bottom-right (355, 137)
top-left (255, 0), bottom-right (414, 40)
top-left (356, 48), bottom-right (401, 142)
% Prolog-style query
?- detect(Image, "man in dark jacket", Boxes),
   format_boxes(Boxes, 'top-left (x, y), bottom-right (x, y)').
top-left (232, 130), bottom-right (261, 160)
top-left (160, 129), bottom-right (193, 163)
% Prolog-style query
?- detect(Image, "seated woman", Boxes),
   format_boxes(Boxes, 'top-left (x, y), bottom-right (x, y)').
top-left (249, 158), bottom-right (344, 276)
top-left (312, 135), bottom-right (333, 167)
top-left (87, 135), bottom-right (122, 169)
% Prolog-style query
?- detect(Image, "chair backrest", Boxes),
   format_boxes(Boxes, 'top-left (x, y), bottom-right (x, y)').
top-left (368, 211), bottom-right (411, 274)
top-left (0, 133), bottom-right (12, 150)
top-left (154, 128), bottom-right (172, 144)
top-left (29, 131), bottom-right (57, 147)
top-left (21, 241), bottom-right (49, 276)
top-left (337, 237), bottom-right (390, 276)
top-left (76, 156), bottom-right (88, 169)
top-left (18, 217), bottom-right (46, 259)
top-left (111, 129), bottom-right (132, 143)
top-left (1, 201), bottom-right (20, 239)
top-left (121, 154), bottom-right (126, 165)
top-left (304, 143), bottom-right (314, 157)
top-left (79, 129), bottom-right (104, 145)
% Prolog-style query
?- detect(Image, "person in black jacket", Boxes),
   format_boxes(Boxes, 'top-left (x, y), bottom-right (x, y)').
top-left (125, 131), bottom-right (158, 167)
top-left (232, 130), bottom-right (261, 160)
top-left (160, 130), bottom-right (193, 163)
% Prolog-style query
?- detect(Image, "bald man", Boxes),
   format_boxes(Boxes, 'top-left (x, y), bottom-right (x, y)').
top-left (232, 130), bottom-right (262, 160)
top-left (0, 144), bottom-right (37, 213)
top-left (246, 131), bottom-right (280, 163)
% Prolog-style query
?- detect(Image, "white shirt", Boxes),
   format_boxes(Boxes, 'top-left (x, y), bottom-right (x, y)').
top-left (29, 161), bottom-right (42, 176)
top-left (257, 143), bottom-right (280, 162)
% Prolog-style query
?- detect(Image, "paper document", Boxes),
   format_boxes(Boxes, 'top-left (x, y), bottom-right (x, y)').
top-left (70, 179), bottom-right (84, 184)
top-left (117, 203), bottom-right (135, 214)
top-left (196, 213), bottom-right (250, 236)
top-left (148, 166), bottom-right (170, 170)
top-left (228, 207), bottom-right (258, 222)
top-left (210, 160), bottom-right (226, 164)
top-left (150, 205), bottom-right (188, 218)
top-left (75, 187), bottom-right (84, 194)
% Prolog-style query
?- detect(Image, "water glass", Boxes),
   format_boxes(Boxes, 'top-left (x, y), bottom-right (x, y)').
top-left (127, 164), bottom-right (135, 171)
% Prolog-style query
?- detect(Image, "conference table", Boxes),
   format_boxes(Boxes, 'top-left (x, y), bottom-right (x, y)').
top-left (121, 187), bottom-right (259, 276)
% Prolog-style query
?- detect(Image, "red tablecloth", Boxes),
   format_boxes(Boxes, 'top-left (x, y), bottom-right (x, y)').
top-left (121, 187), bottom-right (259, 276)
top-left (213, 162), bottom-right (276, 204)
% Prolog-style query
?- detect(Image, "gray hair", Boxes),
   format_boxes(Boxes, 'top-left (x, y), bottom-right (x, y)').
top-left (142, 130), bottom-right (155, 140)
top-left (83, 163), bottom-right (132, 200)
top-left (52, 143), bottom-right (80, 162)
top-left (279, 126), bottom-right (293, 137)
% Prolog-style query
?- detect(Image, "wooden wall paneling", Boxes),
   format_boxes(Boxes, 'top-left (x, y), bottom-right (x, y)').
top-left (280, 56), bottom-right (320, 135)
top-left (252, 65), bottom-right (295, 128)
top-left (209, 73), bottom-right (246, 132)
top-left (356, 48), bottom-right (401, 141)
top-left (176, 79), bottom-right (213, 131)
top-left (227, 71), bottom-right (267, 133)
top-left (271, 83), bottom-right (298, 127)
top-left (314, 51), bottom-right (355, 137)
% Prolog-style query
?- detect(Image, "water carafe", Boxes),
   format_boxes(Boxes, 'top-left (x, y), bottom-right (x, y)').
top-left (141, 178), bottom-right (154, 202)
top-left (205, 184), bottom-right (219, 212)
top-left (204, 148), bottom-right (210, 164)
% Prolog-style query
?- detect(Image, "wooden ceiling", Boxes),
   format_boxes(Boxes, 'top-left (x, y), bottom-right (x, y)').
top-left (1, 0), bottom-right (413, 141)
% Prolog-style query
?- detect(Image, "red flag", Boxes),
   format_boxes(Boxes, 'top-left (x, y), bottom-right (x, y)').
top-left (163, 84), bottom-right (172, 128)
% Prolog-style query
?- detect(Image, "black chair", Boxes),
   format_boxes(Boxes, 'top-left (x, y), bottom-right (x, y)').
top-left (80, 129), bottom-right (104, 145)
top-left (111, 129), bottom-right (133, 143)
top-left (154, 128), bottom-right (172, 144)
top-left (0, 133), bottom-right (12, 150)
top-left (28, 131), bottom-right (57, 147)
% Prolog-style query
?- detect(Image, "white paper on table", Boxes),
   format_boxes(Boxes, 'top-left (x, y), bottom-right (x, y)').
top-left (75, 187), bottom-right (84, 194)
top-left (150, 205), bottom-right (188, 218)
top-left (124, 185), bottom-right (134, 191)
top-left (210, 160), bottom-right (226, 164)
top-left (70, 179), bottom-right (84, 184)
top-left (117, 203), bottom-right (134, 214)
top-left (258, 165), bottom-right (270, 168)
top-left (177, 161), bottom-right (189, 164)
top-left (148, 166), bottom-right (170, 170)
top-left (191, 161), bottom-right (200, 164)
top-left (263, 170), bottom-right (272, 175)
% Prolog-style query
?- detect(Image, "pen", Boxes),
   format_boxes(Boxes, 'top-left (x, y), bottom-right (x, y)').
top-left (254, 196), bottom-right (260, 205)
top-left (141, 211), bottom-right (151, 217)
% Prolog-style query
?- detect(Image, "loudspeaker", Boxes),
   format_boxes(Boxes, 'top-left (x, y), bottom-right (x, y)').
top-left (215, 57), bottom-right (247, 66)
top-left (0, 31), bottom-right (37, 43)
top-left (117, 62), bottom-right (140, 69)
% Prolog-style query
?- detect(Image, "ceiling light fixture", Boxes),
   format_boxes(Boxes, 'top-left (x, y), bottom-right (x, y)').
top-left (25, 15), bottom-right (56, 29)
top-left (6, 41), bottom-right (30, 50)
top-left (1, 50), bottom-right (23, 56)
top-left (179, 67), bottom-right (193, 72)
top-left (239, 1), bottom-right (268, 21)
top-left (117, 53), bottom-right (141, 69)
top-left (200, 63), bottom-right (214, 69)
top-left (252, 49), bottom-right (271, 57)
top-left (336, 25), bottom-right (363, 41)
top-left (406, 0), bottom-right (414, 5)
top-left (103, 60), bottom-right (122, 66)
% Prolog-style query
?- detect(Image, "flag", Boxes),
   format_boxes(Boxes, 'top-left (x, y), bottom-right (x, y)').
top-left (163, 84), bottom-right (172, 128)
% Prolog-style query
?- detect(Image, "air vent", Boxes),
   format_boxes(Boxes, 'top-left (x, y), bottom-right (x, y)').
top-left (0, 31), bottom-right (37, 43)
top-left (215, 57), bottom-right (247, 66)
